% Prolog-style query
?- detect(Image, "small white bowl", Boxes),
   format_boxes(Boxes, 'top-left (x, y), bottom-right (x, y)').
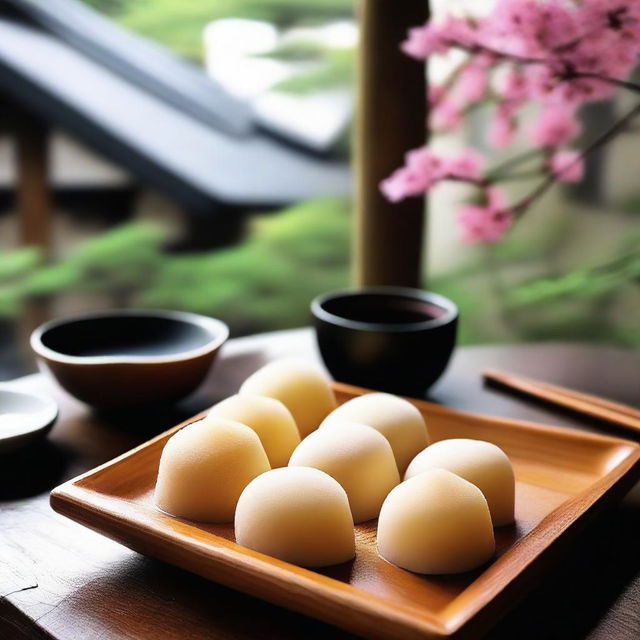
top-left (0, 388), bottom-right (58, 452)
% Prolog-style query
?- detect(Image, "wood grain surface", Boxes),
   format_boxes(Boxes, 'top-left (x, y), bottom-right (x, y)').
top-left (1, 330), bottom-right (639, 640)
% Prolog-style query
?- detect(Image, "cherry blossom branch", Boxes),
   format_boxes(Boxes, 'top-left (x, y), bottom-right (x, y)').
top-left (383, 1), bottom-right (640, 243)
top-left (511, 101), bottom-right (640, 215)
top-left (493, 171), bottom-right (543, 182)
top-left (452, 41), bottom-right (640, 95)
top-left (564, 71), bottom-right (640, 94)
top-left (486, 149), bottom-right (545, 180)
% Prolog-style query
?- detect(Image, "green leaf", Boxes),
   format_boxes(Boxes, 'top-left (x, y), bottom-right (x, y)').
top-left (273, 48), bottom-right (353, 93)
top-left (0, 247), bottom-right (42, 282)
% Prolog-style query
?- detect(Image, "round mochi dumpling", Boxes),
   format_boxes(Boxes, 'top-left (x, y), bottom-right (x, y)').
top-left (235, 467), bottom-right (355, 567)
top-left (240, 359), bottom-right (336, 438)
top-left (377, 469), bottom-right (495, 574)
top-left (405, 439), bottom-right (515, 526)
top-left (154, 417), bottom-right (270, 522)
top-left (208, 394), bottom-right (300, 468)
top-left (321, 393), bottom-right (428, 474)
top-left (289, 421), bottom-right (400, 523)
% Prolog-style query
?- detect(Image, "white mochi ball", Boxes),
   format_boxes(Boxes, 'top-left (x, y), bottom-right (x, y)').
top-left (240, 359), bottom-right (336, 438)
top-left (208, 394), bottom-right (300, 468)
top-left (377, 469), bottom-right (495, 574)
top-left (289, 421), bottom-right (400, 523)
top-left (405, 438), bottom-right (515, 526)
top-left (234, 467), bottom-right (356, 567)
top-left (321, 393), bottom-right (429, 474)
top-left (155, 417), bottom-right (270, 522)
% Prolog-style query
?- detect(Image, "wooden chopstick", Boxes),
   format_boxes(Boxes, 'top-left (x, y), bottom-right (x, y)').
top-left (482, 369), bottom-right (640, 434)
top-left (533, 380), bottom-right (640, 420)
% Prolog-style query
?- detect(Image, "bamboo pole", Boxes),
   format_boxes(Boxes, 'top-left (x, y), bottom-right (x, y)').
top-left (353, 0), bottom-right (429, 288)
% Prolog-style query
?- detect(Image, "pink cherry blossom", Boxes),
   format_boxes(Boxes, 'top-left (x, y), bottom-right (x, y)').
top-left (437, 16), bottom-right (478, 48)
top-left (401, 24), bottom-right (447, 59)
top-left (497, 68), bottom-right (530, 104)
top-left (430, 98), bottom-right (463, 131)
top-left (480, 0), bottom-right (579, 56)
top-left (380, 147), bottom-right (486, 202)
top-left (381, 0), bottom-right (640, 244)
top-left (405, 147), bottom-right (446, 179)
top-left (380, 147), bottom-right (446, 201)
top-left (581, 2), bottom-right (640, 44)
top-left (488, 105), bottom-right (516, 147)
top-left (459, 188), bottom-right (512, 244)
top-left (550, 150), bottom-right (584, 182)
top-left (457, 64), bottom-right (489, 102)
top-left (487, 186), bottom-right (508, 210)
top-left (380, 167), bottom-right (427, 202)
top-left (446, 149), bottom-right (485, 180)
top-left (428, 84), bottom-right (447, 106)
top-left (529, 107), bottom-right (580, 147)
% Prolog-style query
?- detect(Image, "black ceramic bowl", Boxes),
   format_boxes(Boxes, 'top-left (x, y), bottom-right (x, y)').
top-left (31, 310), bottom-right (229, 409)
top-left (312, 287), bottom-right (458, 396)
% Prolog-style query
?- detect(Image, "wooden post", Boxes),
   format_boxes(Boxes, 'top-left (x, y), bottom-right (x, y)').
top-left (15, 110), bottom-right (52, 255)
top-left (13, 107), bottom-right (52, 337)
top-left (353, 0), bottom-right (429, 288)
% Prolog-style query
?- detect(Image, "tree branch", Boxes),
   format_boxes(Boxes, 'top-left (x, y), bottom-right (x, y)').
top-left (511, 101), bottom-right (640, 215)
top-left (449, 40), bottom-right (640, 95)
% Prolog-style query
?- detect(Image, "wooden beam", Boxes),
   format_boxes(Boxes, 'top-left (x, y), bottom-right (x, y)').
top-left (15, 110), bottom-right (52, 255)
top-left (353, 0), bottom-right (429, 288)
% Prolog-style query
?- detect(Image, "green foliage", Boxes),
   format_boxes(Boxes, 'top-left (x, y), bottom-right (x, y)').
top-left (0, 200), bottom-right (350, 334)
top-left (274, 48), bottom-right (353, 93)
top-left (0, 248), bottom-right (42, 316)
top-left (258, 40), bottom-right (354, 94)
top-left (508, 238), bottom-right (640, 307)
top-left (141, 198), bottom-right (350, 333)
top-left (87, 0), bottom-right (352, 60)
top-left (80, 0), bottom-right (127, 15)
top-left (1, 193), bottom-right (636, 347)
top-left (257, 40), bottom-right (329, 62)
top-left (14, 223), bottom-right (166, 300)
top-left (0, 248), bottom-right (41, 281)
top-left (614, 193), bottom-right (640, 216)
top-left (0, 286), bottom-right (21, 317)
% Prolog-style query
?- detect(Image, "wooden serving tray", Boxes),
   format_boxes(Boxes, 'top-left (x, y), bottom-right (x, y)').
top-left (50, 383), bottom-right (640, 640)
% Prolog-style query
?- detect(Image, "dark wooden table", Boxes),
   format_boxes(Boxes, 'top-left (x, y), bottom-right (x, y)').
top-left (1, 330), bottom-right (639, 640)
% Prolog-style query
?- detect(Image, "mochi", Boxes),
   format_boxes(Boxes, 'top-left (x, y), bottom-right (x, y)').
top-left (208, 394), bottom-right (300, 468)
top-left (240, 359), bottom-right (336, 438)
top-left (321, 393), bottom-right (428, 474)
top-left (288, 421), bottom-right (399, 523)
top-left (234, 467), bottom-right (355, 567)
top-left (405, 438), bottom-right (515, 526)
top-left (154, 417), bottom-right (270, 522)
top-left (377, 469), bottom-right (495, 574)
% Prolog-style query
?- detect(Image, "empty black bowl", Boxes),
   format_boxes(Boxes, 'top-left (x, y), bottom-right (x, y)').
top-left (311, 287), bottom-right (458, 396)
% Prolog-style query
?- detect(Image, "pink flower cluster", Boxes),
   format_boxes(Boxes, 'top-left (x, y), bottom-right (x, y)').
top-left (380, 148), bottom-right (484, 202)
top-left (459, 188), bottom-right (512, 244)
top-left (382, 0), bottom-right (640, 243)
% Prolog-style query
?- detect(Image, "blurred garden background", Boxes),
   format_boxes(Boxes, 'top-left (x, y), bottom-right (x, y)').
top-left (0, 0), bottom-right (638, 380)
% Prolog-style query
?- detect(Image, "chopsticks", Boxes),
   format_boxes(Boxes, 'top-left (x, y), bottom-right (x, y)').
top-left (483, 369), bottom-right (640, 434)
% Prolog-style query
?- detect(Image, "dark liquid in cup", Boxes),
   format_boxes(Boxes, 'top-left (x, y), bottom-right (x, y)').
top-left (323, 294), bottom-right (446, 325)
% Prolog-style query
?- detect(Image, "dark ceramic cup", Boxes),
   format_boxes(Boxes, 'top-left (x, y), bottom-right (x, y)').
top-left (311, 287), bottom-right (458, 396)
